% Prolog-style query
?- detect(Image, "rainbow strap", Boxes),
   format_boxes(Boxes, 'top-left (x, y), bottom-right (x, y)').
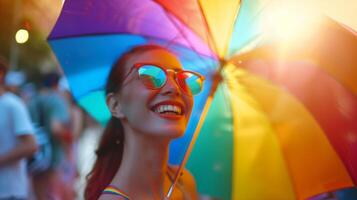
top-left (102, 185), bottom-right (130, 200)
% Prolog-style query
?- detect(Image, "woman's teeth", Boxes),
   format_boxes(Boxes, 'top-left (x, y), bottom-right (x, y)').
top-left (154, 105), bottom-right (182, 115)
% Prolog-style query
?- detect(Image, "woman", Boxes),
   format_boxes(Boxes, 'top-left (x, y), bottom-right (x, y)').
top-left (85, 45), bottom-right (205, 200)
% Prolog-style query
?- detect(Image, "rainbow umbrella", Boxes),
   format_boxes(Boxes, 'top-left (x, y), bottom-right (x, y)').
top-left (48, 0), bottom-right (357, 199)
top-left (186, 18), bottom-right (357, 200)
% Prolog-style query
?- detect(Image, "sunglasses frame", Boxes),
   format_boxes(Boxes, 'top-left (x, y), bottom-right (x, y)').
top-left (122, 63), bottom-right (205, 95)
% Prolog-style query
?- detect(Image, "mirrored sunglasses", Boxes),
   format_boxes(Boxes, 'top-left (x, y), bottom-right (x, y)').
top-left (123, 63), bottom-right (205, 95)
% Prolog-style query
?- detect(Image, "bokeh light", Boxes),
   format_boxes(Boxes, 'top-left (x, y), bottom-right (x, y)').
top-left (15, 29), bottom-right (29, 44)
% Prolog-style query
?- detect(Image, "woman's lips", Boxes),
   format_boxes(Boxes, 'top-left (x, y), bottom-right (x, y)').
top-left (149, 100), bottom-right (185, 120)
top-left (152, 111), bottom-right (184, 120)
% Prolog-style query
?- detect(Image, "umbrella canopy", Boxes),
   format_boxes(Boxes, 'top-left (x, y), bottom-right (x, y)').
top-left (187, 18), bottom-right (357, 199)
top-left (48, 0), bottom-right (357, 199)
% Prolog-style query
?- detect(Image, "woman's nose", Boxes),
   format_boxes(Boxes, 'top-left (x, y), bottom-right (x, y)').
top-left (161, 73), bottom-right (182, 96)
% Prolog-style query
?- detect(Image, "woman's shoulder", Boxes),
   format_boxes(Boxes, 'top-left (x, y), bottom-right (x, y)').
top-left (168, 165), bottom-right (199, 200)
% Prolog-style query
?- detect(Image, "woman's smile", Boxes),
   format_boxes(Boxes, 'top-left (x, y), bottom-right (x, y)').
top-left (150, 100), bottom-right (185, 120)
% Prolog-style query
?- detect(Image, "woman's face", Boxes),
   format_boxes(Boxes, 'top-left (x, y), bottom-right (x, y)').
top-left (109, 49), bottom-right (194, 138)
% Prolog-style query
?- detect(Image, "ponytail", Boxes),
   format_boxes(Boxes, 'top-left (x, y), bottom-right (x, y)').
top-left (84, 117), bottom-right (124, 200)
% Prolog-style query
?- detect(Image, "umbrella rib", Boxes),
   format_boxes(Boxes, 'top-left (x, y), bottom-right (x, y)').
top-left (228, 35), bottom-right (263, 59)
top-left (227, 0), bottom-right (274, 58)
top-left (196, 0), bottom-right (220, 59)
top-left (220, 79), bottom-right (233, 116)
top-left (221, 0), bottom-right (242, 59)
top-left (226, 68), bottom-right (301, 199)
top-left (151, 0), bottom-right (217, 58)
top-left (151, 0), bottom-right (218, 70)
top-left (166, 90), bottom-right (217, 199)
top-left (166, 73), bottom-right (223, 199)
top-left (162, 10), bottom-right (216, 72)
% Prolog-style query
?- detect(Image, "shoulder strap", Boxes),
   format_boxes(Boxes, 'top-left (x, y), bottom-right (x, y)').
top-left (102, 185), bottom-right (130, 200)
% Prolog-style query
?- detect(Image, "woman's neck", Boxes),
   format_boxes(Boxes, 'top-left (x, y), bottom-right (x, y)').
top-left (110, 129), bottom-right (171, 199)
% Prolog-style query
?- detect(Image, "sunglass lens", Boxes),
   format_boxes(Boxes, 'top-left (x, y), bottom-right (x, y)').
top-left (138, 65), bottom-right (166, 89)
top-left (178, 72), bottom-right (203, 95)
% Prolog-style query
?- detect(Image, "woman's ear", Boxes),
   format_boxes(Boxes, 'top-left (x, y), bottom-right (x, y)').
top-left (106, 93), bottom-right (125, 119)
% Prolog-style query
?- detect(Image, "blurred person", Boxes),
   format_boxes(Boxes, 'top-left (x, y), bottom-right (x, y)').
top-left (85, 45), bottom-right (204, 200)
top-left (29, 72), bottom-right (73, 200)
top-left (5, 70), bottom-right (26, 96)
top-left (20, 82), bottom-right (37, 104)
top-left (59, 76), bottom-right (84, 143)
top-left (59, 76), bottom-right (85, 199)
top-left (0, 56), bottom-right (38, 200)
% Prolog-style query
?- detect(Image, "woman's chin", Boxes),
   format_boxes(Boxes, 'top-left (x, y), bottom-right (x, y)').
top-left (156, 129), bottom-right (185, 138)
top-left (143, 122), bottom-right (187, 138)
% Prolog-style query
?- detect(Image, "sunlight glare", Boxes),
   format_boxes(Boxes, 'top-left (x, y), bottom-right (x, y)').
top-left (262, 1), bottom-right (323, 43)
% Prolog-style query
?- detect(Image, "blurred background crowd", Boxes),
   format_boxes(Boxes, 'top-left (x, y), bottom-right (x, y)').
top-left (0, 1), bottom-right (103, 199)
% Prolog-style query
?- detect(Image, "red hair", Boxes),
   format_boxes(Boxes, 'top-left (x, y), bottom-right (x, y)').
top-left (84, 44), bottom-right (171, 200)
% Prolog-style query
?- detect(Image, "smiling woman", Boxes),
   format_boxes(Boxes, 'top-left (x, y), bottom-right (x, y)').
top-left (85, 45), bottom-right (205, 200)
